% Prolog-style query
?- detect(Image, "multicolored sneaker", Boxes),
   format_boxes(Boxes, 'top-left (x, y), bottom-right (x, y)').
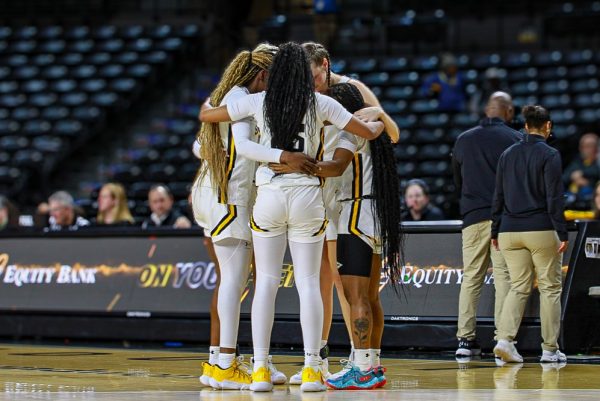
top-left (300, 366), bottom-right (327, 392)
top-left (250, 366), bottom-right (273, 392)
top-left (325, 364), bottom-right (380, 390)
top-left (371, 365), bottom-right (387, 388)
top-left (209, 358), bottom-right (252, 390)
top-left (199, 362), bottom-right (213, 386)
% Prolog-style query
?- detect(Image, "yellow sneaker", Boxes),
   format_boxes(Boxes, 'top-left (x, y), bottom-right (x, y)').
top-left (300, 366), bottom-right (326, 392)
top-left (250, 366), bottom-right (273, 392)
top-left (209, 360), bottom-right (252, 390)
top-left (199, 362), bottom-right (213, 386)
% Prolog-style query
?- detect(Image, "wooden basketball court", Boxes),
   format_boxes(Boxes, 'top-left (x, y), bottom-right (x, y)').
top-left (1, 343), bottom-right (599, 400)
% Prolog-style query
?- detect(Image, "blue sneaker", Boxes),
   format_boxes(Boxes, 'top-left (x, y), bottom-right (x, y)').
top-left (325, 364), bottom-right (379, 390)
top-left (370, 366), bottom-right (387, 388)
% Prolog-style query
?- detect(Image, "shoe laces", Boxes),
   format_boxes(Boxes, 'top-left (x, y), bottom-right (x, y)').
top-left (234, 356), bottom-right (251, 378)
top-left (337, 359), bottom-right (354, 374)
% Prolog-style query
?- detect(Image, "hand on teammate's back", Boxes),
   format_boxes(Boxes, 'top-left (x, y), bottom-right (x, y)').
top-left (278, 152), bottom-right (318, 175)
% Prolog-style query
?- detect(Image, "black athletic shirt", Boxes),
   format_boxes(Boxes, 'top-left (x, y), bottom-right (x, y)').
top-left (452, 117), bottom-right (522, 228)
top-left (491, 134), bottom-right (568, 241)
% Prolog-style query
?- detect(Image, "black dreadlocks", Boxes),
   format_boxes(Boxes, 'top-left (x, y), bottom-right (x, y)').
top-left (326, 82), bottom-right (405, 292)
top-left (264, 42), bottom-right (317, 151)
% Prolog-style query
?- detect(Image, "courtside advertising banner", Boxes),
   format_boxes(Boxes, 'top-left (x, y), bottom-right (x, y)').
top-left (0, 231), bottom-right (575, 320)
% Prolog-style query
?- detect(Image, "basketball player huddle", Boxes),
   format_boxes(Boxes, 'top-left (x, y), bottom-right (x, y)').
top-left (191, 41), bottom-right (403, 392)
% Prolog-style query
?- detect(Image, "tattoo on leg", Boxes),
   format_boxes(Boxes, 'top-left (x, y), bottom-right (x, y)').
top-left (354, 318), bottom-right (370, 347)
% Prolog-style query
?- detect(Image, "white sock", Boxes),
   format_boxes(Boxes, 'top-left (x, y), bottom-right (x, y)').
top-left (209, 346), bottom-right (220, 365)
top-left (253, 351), bottom-right (268, 371)
top-left (354, 349), bottom-right (371, 371)
top-left (305, 351), bottom-right (321, 369)
top-left (349, 345), bottom-right (355, 362)
top-left (370, 349), bottom-right (381, 367)
top-left (320, 340), bottom-right (327, 349)
top-left (218, 352), bottom-right (235, 369)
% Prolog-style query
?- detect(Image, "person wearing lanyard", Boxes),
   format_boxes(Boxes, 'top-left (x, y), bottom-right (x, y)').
top-left (491, 105), bottom-right (569, 364)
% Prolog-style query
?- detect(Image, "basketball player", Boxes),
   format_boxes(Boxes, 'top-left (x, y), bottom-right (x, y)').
top-left (271, 82), bottom-right (403, 389)
top-left (191, 44), bottom-right (286, 389)
top-left (287, 43), bottom-right (399, 382)
top-left (200, 42), bottom-right (385, 392)
top-left (191, 141), bottom-right (222, 388)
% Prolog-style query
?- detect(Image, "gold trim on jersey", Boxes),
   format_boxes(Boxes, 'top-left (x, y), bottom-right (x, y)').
top-left (316, 127), bottom-right (325, 187)
top-left (250, 214), bottom-right (269, 232)
top-left (218, 126), bottom-right (237, 204)
top-left (211, 204), bottom-right (237, 237)
top-left (348, 154), bottom-right (374, 241)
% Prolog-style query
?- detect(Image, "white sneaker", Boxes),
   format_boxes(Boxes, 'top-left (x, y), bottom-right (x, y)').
top-left (327, 359), bottom-right (353, 380)
top-left (540, 361), bottom-right (567, 371)
top-left (540, 350), bottom-right (567, 363)
top-left (268, 355), bottom-right (287, 384)
top-left (493, 340), bottom-right (523, 363)
top-left (321, 357), bottom-right (330, 379)
top-left (289, 369), bottom-right (303, 385)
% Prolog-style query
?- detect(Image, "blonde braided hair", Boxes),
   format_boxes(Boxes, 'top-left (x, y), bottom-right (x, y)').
top-left (197, 43), bottom-right (277, 200)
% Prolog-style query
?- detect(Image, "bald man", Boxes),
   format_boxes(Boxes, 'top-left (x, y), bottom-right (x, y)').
top-left (452, 92), bottom-right (523, 359)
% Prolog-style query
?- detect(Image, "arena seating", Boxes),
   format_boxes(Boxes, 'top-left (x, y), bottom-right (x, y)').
top-left (332, 49), bottom-right (600, 215)
top-left (0, 23), bottom-right (201, 201)
top-left (82, 83), bottom-right (207, 221)
top-left (81, 47), bottom-right (600, 221)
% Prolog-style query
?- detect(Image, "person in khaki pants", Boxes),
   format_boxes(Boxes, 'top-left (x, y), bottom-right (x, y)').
top-left (452, 92), bottom-right (521, 358)
top-left (491, 105), bottom-right (569, 364)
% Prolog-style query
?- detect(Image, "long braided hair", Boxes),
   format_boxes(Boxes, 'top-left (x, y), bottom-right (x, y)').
top-left (197, 43), bottom-right (277, 197)
top-left (326, 83), bottom-right (405, 291)
top-left (264, 42), bottom-right (317, 151)
top-left (302, 42), bottom-right (331, 89)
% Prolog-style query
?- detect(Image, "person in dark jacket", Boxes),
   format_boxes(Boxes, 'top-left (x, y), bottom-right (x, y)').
top-left (452, 92), bottom-right (522, 358)
top-left (142, 184), bottom-right (191, 229)
top-left (491, 105), bottom-right (568, 364)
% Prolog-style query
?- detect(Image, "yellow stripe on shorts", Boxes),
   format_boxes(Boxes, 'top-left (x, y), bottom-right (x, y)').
top-left (312, 218), bottom-right (329, 237)
top-left (211, 205), bottom-right (237, 236)
top-left (250, 214), bottom-right (269, 232)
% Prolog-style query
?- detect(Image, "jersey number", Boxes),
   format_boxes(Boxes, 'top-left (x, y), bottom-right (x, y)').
top-left (291, 136), bottom-right (305, 152)
top-left (291, 123), bottom-right (306, 152)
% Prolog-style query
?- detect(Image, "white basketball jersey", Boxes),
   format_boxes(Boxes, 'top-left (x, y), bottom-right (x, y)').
top-left (199, 86), bottom-right (258, 206)
top-left (227, 91), bottom-right (353, 187)
top-left (337, 132), bottom-right (373, 201)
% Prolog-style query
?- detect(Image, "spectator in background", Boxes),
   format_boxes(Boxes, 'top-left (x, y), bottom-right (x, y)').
top-left (563, 133), bottom-right (600, 202)
top-left (142, 184), bottom-right (191, 229)
top-left (564, 180), bottom-right (600, 221)
top-left (452, 92), bottom-right (522, 358)
top-left (46, 191), bottom-right (90, 231)
top-left (0, 195), bottom-right (19, 231)
top-left (469, 67), bottom-right (508, 116)
top-left (421, 53), bottom-right (467, 112)
top-left (401, 179), bottom-right (445, 221)
top-left (95, 183), bottom-right (134, 226)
